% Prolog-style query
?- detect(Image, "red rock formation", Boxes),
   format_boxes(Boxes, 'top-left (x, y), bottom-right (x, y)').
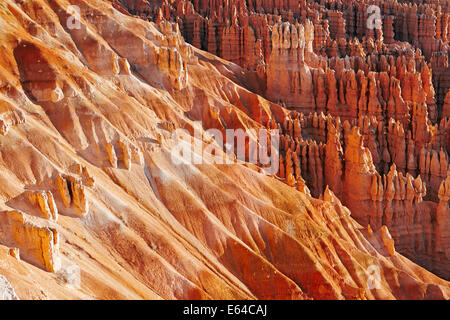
top-left (266, 21), bottom-right (316, 111)
top-left (114, 0), bottom-right (450, 287)
top-left (0, 210), bottom-right (60, 272)
top-left (265, 105), bottom-right (449, 279)
top-left (0, 0), bottom-right (447, 301)
top-left (444, 90), bottom-right (450, 119)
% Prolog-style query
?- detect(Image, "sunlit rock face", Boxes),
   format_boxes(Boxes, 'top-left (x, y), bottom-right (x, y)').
top-left (123, 0), bottom-right (450, 282)
top-left (0, 275), bottom-right (19, 300)
top-left (0, 0), bottom-right (448, 300)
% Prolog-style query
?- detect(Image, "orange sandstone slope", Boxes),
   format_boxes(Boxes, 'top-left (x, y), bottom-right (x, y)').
top-left (0, 0), bottom-right (448, 300)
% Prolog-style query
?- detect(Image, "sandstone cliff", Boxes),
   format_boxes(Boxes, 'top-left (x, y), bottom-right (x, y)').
top-left (0, 0), bottom-right (447, 300)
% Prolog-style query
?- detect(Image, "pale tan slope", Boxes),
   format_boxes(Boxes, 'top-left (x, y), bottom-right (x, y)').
top-left (0, 0), bottom-right (448, 300)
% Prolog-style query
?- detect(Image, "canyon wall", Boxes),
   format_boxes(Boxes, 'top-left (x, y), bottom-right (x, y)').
top-left (0, 0), bottom-right (447, 299)
top-left (125, 0), bottom-right (449, 117)
top-left (119, 0), bottom-right (450, 280)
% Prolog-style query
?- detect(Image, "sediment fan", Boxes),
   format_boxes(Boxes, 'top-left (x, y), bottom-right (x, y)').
top-left (0, 0), bottom-right (448, 300)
